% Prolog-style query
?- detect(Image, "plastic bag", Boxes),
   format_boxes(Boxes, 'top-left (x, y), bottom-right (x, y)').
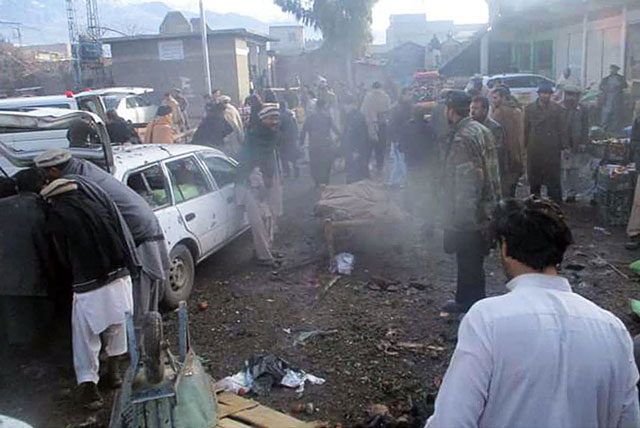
top-left (333, 252), bottom-right (355, 275)
top-left (389, 143), bottom-right (408, 187)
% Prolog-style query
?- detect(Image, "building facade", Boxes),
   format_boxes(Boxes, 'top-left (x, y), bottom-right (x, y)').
top-left (482, 0), bottom-right (640, 87)
top-left (269, 25), bottom-right (305, 55)
top-left (104, 12), bottom-right (274, 109)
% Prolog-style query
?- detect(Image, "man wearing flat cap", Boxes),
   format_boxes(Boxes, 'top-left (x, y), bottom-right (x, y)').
top-left (599, 64), bottom-right (627, 132)
top-left (524, 82), bottom-right (566, 202)
top-left (35, 148), bottom-right (169, 337)
top-left (440, 90), bottom-right (501, 316)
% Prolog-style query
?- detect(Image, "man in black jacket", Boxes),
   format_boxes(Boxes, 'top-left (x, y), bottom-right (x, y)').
top-left (41, 177), bottom-right (135, 410)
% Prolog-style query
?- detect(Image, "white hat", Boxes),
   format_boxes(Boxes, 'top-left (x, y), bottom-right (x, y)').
top-left (34, 149), bottom-right (72, 168)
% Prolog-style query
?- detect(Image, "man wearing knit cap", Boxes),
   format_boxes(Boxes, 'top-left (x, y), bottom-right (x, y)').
top-left (524, 82), bottom-right (566, 202)
top-left (235, 104), bottom-right (282, 267)
top-left (35, 148), bottom-right (169, 334)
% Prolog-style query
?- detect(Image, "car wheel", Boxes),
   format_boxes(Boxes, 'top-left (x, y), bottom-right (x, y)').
top-left (163, 244), bottom-right (194, 309)
top-left (143, 311), bottom-right (165, 384)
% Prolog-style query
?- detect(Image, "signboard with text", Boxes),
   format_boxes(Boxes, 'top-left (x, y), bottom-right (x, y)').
top-left (158, 40), bottom-right (184, 61)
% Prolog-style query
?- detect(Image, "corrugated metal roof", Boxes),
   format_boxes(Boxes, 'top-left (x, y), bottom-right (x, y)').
top-left (103, 28), bottom-right (276, 44)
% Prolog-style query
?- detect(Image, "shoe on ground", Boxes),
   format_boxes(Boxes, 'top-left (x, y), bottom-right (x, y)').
top-left (440, 299), bottom-right (468, 316)
top-left (77, 382), bottom-right (103, 410)
top-left (106, 356), bottom-right (123, 389)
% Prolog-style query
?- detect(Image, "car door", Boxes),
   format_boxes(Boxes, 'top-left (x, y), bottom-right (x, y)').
top-left (124, 163), bottom-right (182, 252)
top-left (125, 96), bottom-right (142, 124)
top-left (164, 155), bottom-right (227, 256)
top-left (198, 151), bottom-right (247, 240)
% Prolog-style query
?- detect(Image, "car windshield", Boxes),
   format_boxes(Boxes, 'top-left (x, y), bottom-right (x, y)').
top-left (103, 95), bottom-right (124, 110)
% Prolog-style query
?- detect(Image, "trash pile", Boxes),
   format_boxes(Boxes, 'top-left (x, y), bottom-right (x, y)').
top-left (216, 354), bottom-right (325, 396)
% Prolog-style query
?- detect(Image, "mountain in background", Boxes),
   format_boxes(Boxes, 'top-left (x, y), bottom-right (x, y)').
top-left (0, 0), bottom-right (290, 46)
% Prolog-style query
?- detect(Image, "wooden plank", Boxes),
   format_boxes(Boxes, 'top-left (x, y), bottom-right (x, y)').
top-left (218, 399), bottom-right (259, 419)
top-left (217, 392), bottom-right (258, 408)
top-left (216, 419), bottom-right (255, 428)
top-left (232, 404), bottom-right (316, 428)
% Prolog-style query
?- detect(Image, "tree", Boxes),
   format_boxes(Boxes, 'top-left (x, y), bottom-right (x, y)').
top-left (274, 0), bottom-right (378, 57)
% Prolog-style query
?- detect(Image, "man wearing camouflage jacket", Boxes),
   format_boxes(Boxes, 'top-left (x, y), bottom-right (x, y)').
top-left (440, 91), bottom-right (502, 315)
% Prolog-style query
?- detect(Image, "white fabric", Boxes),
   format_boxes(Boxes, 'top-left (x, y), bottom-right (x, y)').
top-left (72, 276), bottom-right (132, 384)
top-left (427, 273), bottom-right (640, 428)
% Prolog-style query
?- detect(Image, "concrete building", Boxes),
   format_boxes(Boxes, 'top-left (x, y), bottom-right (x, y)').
top-left (482, 0), bottom-right (640, 87)
top-left (386, 14), bottom-right (484, 50)
top-left (269, 25), bottom-right (305, 55)
top-left (104, 12), bottom-right (274, 108)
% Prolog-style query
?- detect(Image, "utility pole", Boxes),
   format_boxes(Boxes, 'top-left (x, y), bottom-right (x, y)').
top-left (199, 0), bottom-right (213, 97)
top-left (66, 0), bottom-right (82, 86)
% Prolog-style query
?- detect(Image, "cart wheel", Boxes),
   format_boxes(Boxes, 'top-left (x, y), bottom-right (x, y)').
top-left (144, 311), bottom-right (165, 384)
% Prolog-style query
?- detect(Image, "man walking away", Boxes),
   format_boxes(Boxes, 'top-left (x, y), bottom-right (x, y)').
top-left (143, 106), bottom-right (175, 144)
top-left (490, 86), bottom-right (525, 197)
top-left (220, 95), bottom-right (245, 157)
top-left (235, 105), bottom-right (282, 267)
top-left (440, 91), bottom-right (501, 316)
top-left (426, 196), bottom-right (640, 428)
top-left (300, 98), bottom-right (341, 188)
top-left (171, 88), bottom-right (189, 129)
top-left (342, 95), bottom-right (370, 184)
top-left (561, 85), bottom-right (589, 202)
top-left (106, 110), bottom-right (140, 144)
top-left (361, 82), bottom-right (391, 175)
top-left (472, 95), bottom-right (506, 174)
top-left (525, 82), bottom-right (566, 202)
top-left (600, 64), bottom-right (628, 132)
top-left (42, 178), bottom-right (135, 411)
top-left (279, 101), bottom-right (300, 178)
top-left (35, 149), bottom-right (169, 330)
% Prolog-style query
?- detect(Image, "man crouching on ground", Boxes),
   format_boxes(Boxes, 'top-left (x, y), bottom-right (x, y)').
top-left (426, 196), bottom-right (640, 427)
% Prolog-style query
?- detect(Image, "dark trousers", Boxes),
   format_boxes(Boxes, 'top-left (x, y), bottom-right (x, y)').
top-left (455, 231), bottom-right (487, 309)
top-left (529, 162), bottom-right (562, 202)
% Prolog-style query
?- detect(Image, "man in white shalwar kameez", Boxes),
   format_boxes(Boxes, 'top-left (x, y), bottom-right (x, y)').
top-left (40, 177), bottom-right (134, 411)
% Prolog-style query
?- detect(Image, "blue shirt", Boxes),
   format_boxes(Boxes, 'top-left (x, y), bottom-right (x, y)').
top-left (427, 273), bottom-right (640, 428)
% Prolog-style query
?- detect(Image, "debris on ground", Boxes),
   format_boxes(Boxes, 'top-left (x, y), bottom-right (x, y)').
top-left (332, 252), bottom-right (355, 275)
top-left (293, 329), bottom-right (339, 346)
top-left (216, 354), bottom-right (325, 396)
top-left (565, 262), bottom-right (586, 271)
top-left (368, 276), bottom-right (401, 292)
top-left (198, 301), bottom-right (209, 310)
top-left (593, 226), bottom-right (612, 236)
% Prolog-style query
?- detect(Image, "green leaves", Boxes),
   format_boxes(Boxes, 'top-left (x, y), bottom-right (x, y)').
top-left (273, 0), bottom-right (378, 56)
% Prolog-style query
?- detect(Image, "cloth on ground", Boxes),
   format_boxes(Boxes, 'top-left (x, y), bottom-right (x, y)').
top-left (315, 180), bottom-right (408, 222)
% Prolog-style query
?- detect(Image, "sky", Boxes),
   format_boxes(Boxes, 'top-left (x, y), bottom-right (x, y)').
top-left (122, 0), bottom-right (488, 43)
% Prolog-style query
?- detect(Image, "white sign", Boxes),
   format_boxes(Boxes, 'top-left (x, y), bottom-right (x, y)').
top-left (158, 40), bottom-right (184, 61)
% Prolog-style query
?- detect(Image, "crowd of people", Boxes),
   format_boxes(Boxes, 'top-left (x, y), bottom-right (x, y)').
top-left (3, 66), bottom-right (640, 424)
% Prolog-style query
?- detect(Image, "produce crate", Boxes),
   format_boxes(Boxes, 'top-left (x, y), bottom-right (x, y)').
top-left (595, 165), bottom-right (635, 226)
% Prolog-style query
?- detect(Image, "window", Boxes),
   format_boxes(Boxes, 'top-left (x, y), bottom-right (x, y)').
top-left (104, 96), bottom-right (123, 110)
top-left (126, 97), bottom-right (140, 109)
top-left (79, 99), bottom-right (99, 114)
top-left (165, 156), bottom-right (212, 203)
top-left (200, 153), bottom-right (236, 188)
top-left (504, 75), bottom-right (538, 89)
top-left (126, 164), bottom-right (170, 208)
top-left (134, 96), bottom-right (150, 107)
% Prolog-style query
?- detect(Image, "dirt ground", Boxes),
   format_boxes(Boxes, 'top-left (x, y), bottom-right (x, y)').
top-left (1, 163), bottom-right (640, 428)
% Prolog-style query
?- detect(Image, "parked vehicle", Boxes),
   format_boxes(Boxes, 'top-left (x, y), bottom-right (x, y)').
top-left (468, 73), bottom-right (556, 105)
top-left (81, 87), bottom-right (157, 126)
top-left (0, 109), bottom-right (248, 305)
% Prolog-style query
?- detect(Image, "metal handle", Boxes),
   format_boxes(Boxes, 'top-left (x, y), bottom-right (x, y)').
top-left (185, 213), bottom-right (196, 222)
